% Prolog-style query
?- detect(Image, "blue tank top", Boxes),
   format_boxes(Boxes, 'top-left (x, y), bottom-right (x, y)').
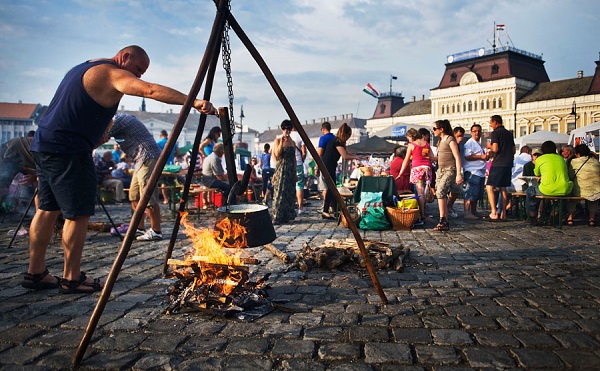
top-left (31, 60), bottom-right (119, 154)
top-left (203, 141), bottom-right (215, 156)
top-left (261, 152), bottom-right (271, 169)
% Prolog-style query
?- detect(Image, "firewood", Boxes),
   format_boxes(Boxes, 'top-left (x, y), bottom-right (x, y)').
top-left (327, 253), bottom-right (350, 269)
top-left (191, 256), bottom-right (260, 265)
top-left (264, 243), bottom-right (291, 263)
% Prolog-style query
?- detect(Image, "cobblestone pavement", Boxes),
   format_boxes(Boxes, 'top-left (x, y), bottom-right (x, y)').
top-left (1, 198), bottom-right (599, 370)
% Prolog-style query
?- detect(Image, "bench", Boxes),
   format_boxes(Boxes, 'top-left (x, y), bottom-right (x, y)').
top-left (507, 191), bottom-right (528, 220)
top-left (535, 195), bottom-right (586, 228)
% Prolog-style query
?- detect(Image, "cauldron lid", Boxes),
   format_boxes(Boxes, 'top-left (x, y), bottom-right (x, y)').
top-left (217, 204), bottom-right (269, 213)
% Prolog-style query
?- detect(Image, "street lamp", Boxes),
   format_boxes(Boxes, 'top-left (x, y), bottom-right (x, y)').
top-left (570, 101), bottom-right (577, 128)
top-left (239, 105), bottom-right (245, 142)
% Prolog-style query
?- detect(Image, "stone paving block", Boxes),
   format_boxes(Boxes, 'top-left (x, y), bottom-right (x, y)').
top-left (535, 318), bottom-right (581, 332)
top-left (472, 330), bottom-right (520, 347)
top-left (317, 342), bottom-right (361, 361)
top-left (129, 353), bottom-right (183, 370)
top-left (91, 332), bottom-right (149, 351)
top-left (414, 345), bottom-right (461, 365)
top-left (348, 326), bottom-right (389, 342)
top-left (179, 337), bottom-right (227, 353)
top-left (422, 315), bottom-right (460, 329)
top-left (511, 348), bottom-right (565, 368)
top-left (303, 326), bottom-right (345, 342)
top-left (443, 304), bottom-right (479, 317)
top-left (513, 331), bottom-right (560, 348)
top-left (271, 339), bottom-right (315, 358)
top-left (496, 316), bottom-right (541, 331)
top-left (289, 312), bottom-right (323, 326)
top-left (0, 345), bottom-right (50, 366)
top-left (392, 328), bottom-right (432, 344)
top-left (180, 321), bottom-right (226, 336)
top-left (457, 315), bottom-right (498, 330)
top-left (0, 326), bottom-right (44, 345)
top-left (138, 333), bottom-right (187, 352)
top-left (219, 322), bottom-right (264, 337)
top-left (363, 342), bottom-right (412, 365)
top-left (345, 303), bottom-right (378, 315)
top-left (360, 314), bottom-right (389, 326)
top-left (462, 347), bottom-right (516, 368)
top-left (323, 312), bottom-right (359, 326)
top-left (431, 329), bottom-right (473, 346)
top-left (554, 349), bottom-right (600, 369)
top-left (224, 338), bottom-right (270, 355)
top-left (262, 323), bottom-right (302, 338)
top-left (552, 332), bottom-right (600, 349)
top-left (177, 356), bottom-right (224, 370)
top-left (279, 358), bottom-right (325, 370)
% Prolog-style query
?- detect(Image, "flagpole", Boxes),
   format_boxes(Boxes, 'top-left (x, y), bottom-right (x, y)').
top-left (493, 21), bottom-right (497, 53)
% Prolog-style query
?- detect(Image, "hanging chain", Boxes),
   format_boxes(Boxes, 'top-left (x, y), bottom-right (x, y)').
top-left (219, 0), bottom-right (236, 135)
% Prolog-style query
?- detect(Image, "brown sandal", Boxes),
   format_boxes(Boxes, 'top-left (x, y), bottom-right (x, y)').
top-left (58, 272), bottom-right (103, 294)
top-left (433, 220), bottom-right (450, 231)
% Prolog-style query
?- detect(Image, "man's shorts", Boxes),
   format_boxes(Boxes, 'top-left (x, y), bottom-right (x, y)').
top-left (486, 166), bottom-right (512, 188)
top-left (34, 152), bottom-right (96, 219)
top-left (463, 171), bottom-right (485, 202)
top-left (129, 158), bottom-right (160, 206)
top-left (296, 165), bottom-right (306, 191)
top-left (435, 166), bottom-right (461, 199)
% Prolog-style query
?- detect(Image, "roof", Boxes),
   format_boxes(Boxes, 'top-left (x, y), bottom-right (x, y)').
top-left (393, 99), bottom-right (431, 117)
top-left (518, 76), bottom-right (593, 103)
top-left (346, 135), bottom-right (398, 155)
top-left (435, 49), bottom-right (550, 90)
top-left (0, 102), bottom-right (42, 120)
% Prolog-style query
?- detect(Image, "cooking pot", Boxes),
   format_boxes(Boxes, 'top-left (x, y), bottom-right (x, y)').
top-left (215, 204), bottom-right (276, 248)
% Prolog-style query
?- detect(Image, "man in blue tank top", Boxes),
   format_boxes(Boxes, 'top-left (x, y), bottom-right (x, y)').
top-left (24, 45), bottom-right (217, 294)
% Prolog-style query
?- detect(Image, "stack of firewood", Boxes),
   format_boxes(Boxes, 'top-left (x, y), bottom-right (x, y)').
top-left (284, 238), bottom-right (409, 273)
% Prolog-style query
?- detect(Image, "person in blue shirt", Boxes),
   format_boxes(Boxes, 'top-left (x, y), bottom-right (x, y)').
top-left (156, 130), bottom-right (179, 165)
top-left (317, 121), bottom-right (336, 204)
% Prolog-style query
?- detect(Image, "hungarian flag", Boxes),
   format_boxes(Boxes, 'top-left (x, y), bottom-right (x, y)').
top-left (363, 83), bottom-right (379, 98)
top-left (496, 24), bottom-right (505, 30)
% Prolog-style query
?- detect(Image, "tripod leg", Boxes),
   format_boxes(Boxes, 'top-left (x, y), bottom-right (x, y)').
top-left (96, 192), bottom-right (123, 240)
top-left (8, 188), bottom-right (38, 249)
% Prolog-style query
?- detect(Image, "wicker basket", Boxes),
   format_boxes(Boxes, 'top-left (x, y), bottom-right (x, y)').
top-left (385, 207), bottom-right (420, 231)
top-left (341, 207), bottom-right (360, 228)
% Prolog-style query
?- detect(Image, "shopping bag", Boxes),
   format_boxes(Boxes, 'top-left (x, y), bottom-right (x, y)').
top-left (357, 192), bottom-right (390, 230)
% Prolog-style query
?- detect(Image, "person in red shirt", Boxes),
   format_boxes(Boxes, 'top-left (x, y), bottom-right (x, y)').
top-left (389, 146), bottom-right (411, 193)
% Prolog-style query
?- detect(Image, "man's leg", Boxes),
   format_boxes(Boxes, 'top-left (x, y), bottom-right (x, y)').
top-left (147, 204), bottom-right (161, 232)
top-left (499, 187), bottom-right (508, 220)
top-left (486, 184), bottom-right (498, 217)
top-left (28, 209), bottom-right (61, 280)
top-left (61, 216), bottom-right (91, 281)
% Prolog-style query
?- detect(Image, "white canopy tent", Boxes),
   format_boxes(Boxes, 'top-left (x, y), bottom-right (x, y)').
top-left (568, 121), bottom-right (600, 151)
top-left (514, 130), bottom-right (569, 149)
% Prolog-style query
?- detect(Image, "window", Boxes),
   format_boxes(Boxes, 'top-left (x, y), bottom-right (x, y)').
top-left (534, 125), bottom-right (542, 132)
top-left (493, 98), bottom-right (497, 109)
top-left (550, 123), bottom-right (558, 132)
top-left (567, 122), bottom-right (576, 132)
top-left (486, 99), bottom-right (490, 109)
top-left (468, 101), bottom-right (473, 111)
top-left (474, 101), bottom-right (478, 111)
top-left (379, 104), bottom-right (386, 115)
top-left (481, 100), bottom-right (485, 110)
top-left (463, 102), bottom-right (466, 112)
top-left (452, 104), bottom-right (456, 113)
top-left (441, 105), bottom-right (445, 114)
top-left (520, 126), bottom-right (527, 136)
top-left (498, 97), bottom-right (502, 108)
top-left (450, 72), bottom-right (457, 82)
top-left (491, 64), bottom-right (499, 74)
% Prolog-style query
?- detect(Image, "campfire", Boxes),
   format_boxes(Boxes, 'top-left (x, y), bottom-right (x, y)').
top-left (165, 213), bottom-right (271, 318)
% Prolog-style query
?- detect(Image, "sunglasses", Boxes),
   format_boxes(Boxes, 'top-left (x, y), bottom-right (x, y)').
top-left (432, 127), bottom-right (440, 131)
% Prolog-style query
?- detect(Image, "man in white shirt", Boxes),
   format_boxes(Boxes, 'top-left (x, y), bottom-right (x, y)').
top-left (462, 124), bottom-right (489, 220)
top-left (511, 146), bottom-right (532, 192)
top-left (289, 127), bottom-right (307, 215)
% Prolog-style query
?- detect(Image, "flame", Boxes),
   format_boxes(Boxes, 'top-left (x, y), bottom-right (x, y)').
top-left (179, 212), bottom-right (246, 266)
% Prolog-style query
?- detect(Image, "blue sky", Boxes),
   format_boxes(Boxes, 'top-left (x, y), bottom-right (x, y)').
top-left (1, 0), bottom-right (598, 132)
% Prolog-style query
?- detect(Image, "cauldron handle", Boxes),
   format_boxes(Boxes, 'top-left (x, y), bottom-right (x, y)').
top-left (227, 164), bottom-right (253, 209)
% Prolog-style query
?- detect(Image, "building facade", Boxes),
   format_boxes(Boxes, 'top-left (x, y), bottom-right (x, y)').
top-left (365, 46), bottom-right (600, 143)
top-left (0, 102), bottom-right (44, 144)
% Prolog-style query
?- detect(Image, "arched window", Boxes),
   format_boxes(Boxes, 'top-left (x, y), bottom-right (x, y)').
top-left (486, 99), bottom-right (490, 109)
top-left (441, 105), bottom-right (445, 114)
top-left (452, 104), bottom-right (456, 113)
top-left (498, 97), bottom-right (503, 108)
top-left (457, 104), bottom-right (460, 113)
top-left (493, 98), bottom-right (497, 109)
top-left (468, 101), bottom-right (473, 111)
top-left (379, 104), bottom-right (386, 115)
top-left (450, 72), bottom-right (457, 82)
top-left (481, 100), bottom-right (485, 110)
top-left (474, 101), bottom-right (478, 111)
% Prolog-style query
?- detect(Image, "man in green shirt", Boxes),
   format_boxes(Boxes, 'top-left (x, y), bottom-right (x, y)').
top-left (526, 140), bottom-right (573, 224)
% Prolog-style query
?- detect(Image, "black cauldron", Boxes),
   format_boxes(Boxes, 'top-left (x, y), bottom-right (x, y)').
top-left (215, 204), bottom-right (276, 248)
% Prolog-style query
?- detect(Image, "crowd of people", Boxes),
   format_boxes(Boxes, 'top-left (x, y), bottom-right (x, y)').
top-left (3, 43), bottom-right (598, 297)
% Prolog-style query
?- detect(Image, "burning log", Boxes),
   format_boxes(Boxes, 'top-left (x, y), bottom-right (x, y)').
top-left (264, 243), bottom-right (290, 263)
top-left (284, 239), bottom-right (409, 273)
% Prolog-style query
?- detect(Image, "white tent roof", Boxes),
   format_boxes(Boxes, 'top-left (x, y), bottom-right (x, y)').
top-left (514, 130), bottom-right (569, 148)
top-left (568, 121), bottom-right (600, 144)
